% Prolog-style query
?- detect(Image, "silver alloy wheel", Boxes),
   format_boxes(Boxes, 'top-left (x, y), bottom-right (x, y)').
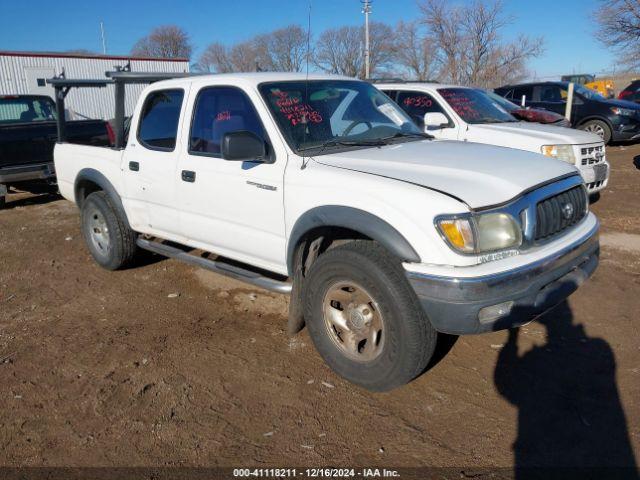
top-left (322, 281), bottom-right (385, 362)
top-left (584, 123), bottom-right (605, 139)
top-left (88, 208), bottom-right (110, 255)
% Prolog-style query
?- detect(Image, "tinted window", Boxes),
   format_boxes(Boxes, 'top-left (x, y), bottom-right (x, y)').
top-left (138, 89), bottom-right (184, 151)
top-left (437, 88), bottom-right (517, 124)
top-left (190, 87), bottom-right (266, 156)
top-left (382, 90), bottom-right (399, 101)
top-left (396, 91), bottom-right (448, 126)
top-left (0, 96), bottom-right (57, 124)
top-left (536, 85), bottom-right (564, 103)
top-left (510, 86), bottom-right (533, 103)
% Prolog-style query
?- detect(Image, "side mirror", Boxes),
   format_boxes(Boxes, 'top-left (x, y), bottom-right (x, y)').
top-left (222, 131), bottom-right (267, 162)
top-left (423, 112), bottom-right (449, 130)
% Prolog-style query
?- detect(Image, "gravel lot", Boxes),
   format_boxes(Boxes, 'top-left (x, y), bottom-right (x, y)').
top-left (0, 144), bottom-right (638, 472)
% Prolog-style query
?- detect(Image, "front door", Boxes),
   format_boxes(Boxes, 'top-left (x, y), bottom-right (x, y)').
top-left (122, 88), bottom-right (186, 238)
top-left (393, 90), bottom-right (459, 140)
top-left (176, 85), bottom-right (286, 272)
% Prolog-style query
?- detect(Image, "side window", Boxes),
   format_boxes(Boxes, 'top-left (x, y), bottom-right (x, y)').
top-left (382, 90), bottom-right (399, 101)
top-left (138, 89), bottom-right (184, 151)
top-left (536, 85), bottom-right (563, 103)
top-left (190, 86), bottom-right (266, 157)
top-left (511, 86), bottom-right (533, 104)
top-left (396, 91), bottom-right (447, 126)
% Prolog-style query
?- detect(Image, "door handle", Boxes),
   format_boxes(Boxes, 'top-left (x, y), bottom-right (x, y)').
top-left (181, 170), bottom-right (196, 183)
top-left (129, 161), bottom-right (139, 172)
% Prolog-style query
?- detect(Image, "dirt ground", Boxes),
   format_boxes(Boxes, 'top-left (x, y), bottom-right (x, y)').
top-left (0, 144), bottom-right (639, 473)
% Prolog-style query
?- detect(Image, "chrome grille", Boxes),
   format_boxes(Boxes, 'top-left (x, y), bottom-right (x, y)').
top-left (580, 145), bottom-right (605, 166)
top-left (534, 186), bottom-right (587, 241)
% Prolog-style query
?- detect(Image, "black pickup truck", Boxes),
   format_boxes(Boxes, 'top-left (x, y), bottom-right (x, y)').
top-left (0, 94), bottom-right (112, 207)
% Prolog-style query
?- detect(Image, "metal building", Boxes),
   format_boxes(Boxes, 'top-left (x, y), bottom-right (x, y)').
top-left (0, 51), bottom-right (190, 119)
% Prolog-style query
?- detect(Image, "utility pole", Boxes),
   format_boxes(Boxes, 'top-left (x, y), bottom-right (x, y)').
top-left (361, 0), bottom-right (372, 79)
top-left (100, 22), bottom-right (107, 55)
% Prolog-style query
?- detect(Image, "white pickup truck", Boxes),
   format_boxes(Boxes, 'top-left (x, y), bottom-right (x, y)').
top-left (378, 82), bottom-right (610, 195)
top-left (52, 72), bottom-right (599, 391)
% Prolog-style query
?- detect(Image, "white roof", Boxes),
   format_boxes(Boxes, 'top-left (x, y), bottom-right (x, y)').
top-left (154, 72), bottom-right (356, 89)
top-left (374, 82), bottom-right (470, 90)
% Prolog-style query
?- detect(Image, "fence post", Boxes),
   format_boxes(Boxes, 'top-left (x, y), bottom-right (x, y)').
top-left (565, 82), bottom-right (574, 122)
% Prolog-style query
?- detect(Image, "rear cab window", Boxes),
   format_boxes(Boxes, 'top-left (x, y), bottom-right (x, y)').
top-left (0, 96), bottom-right (57, 124)
top-left (137, 89), bottom-right (184, 151)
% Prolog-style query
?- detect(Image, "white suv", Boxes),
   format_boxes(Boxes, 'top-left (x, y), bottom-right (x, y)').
top-left (378, 82), bottom-right (610, 195)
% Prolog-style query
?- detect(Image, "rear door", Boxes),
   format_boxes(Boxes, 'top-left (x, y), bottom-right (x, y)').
top-left (122, 88), bottom-right (187, 238)
top-left (176, 85), bottom-right (287, 272)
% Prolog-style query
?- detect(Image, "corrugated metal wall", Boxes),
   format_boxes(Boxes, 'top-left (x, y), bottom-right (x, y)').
top-left (0, 54), bottom-right (190, 119)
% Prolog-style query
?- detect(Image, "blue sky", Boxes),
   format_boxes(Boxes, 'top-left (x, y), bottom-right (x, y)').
top-left (0, 0), bottom-right (615, 79)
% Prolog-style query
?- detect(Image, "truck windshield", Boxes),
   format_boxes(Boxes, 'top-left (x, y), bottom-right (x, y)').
top-left (0, 96), bottom-right (57, 124)
top-left (437, 88), bottom-right (518, 124)
top-left (259, 80), bottom-right (424, 153)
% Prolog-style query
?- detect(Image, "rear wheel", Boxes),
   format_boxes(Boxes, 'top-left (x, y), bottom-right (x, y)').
top-left (81, 191), bottom-right (137, 270)
top-left (304, 240), bottom-right (437, 391)
top-left (579, 120), bottom-right (612, 144)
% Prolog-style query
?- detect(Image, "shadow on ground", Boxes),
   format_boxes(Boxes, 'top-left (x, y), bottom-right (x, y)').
top-left (494, 301), bottom-right (638, 479)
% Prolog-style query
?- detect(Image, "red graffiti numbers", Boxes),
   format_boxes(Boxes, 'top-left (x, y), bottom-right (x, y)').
top-left (272, 90), bottom-right (323, 126)
top-left (403, 96), bottom-right (433, 108)
top-left (216, 110), bottom-right (231, 121)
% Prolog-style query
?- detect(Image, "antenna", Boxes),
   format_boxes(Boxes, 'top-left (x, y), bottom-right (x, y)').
top-left (361, 0), bottom-right (372, 79)
top-left (100, 22), bottom-right (107, 55)
top-left (301, 0), bottom-right (313, 170)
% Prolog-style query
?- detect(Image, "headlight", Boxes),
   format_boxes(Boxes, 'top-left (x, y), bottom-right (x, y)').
top-left (611, 107), bottom-right (635, 117)
top-left (436, 213), bottom-right (522, 254)
top-left (541, 144), bottom-right (576, 164)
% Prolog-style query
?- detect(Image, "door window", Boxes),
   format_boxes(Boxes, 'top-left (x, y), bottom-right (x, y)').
top-left (509, 86), bottom-right (533, 104)
top-left (137, 89), bottom-right (184, 151)
top-left (190, 86), bottom-right (267, 157)
top-left (536, 85), bottom-right (564, 103)
top-left (396, 91), bottom-right (448, 127)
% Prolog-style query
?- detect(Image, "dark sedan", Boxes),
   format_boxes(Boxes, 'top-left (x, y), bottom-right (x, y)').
top-left (495, 81), bottom-right (640, 144)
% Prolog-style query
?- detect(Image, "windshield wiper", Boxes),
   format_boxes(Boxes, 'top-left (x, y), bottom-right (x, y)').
top-left (298, 138), bottom-right (387, 154)
top-left (380, 131), bottom-right (434, 143)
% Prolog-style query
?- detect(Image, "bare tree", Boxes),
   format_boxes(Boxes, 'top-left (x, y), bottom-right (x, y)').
top-left (420, 0), bottom-right (542, 87)
top-left (392, 21), bottom-right (440, 80)
top-left (314, 22), bottom-right (394, 78)
top-left (131, 25), bottom-right (192, 59)
top-left (596, 0), bottom-right (640, 70)
top-left (254, 25), bottom-right (309, 72)
top-left (197, 25), bottom-right (309, 73)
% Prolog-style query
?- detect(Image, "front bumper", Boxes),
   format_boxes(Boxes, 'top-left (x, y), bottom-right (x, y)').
top-left (406, 222), bottom-right (599, 335)
top-left (0, 162), bottom-right (56, 184)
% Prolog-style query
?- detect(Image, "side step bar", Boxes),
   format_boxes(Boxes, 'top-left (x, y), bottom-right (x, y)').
top-left (136, 238), bottom-right (292, 294)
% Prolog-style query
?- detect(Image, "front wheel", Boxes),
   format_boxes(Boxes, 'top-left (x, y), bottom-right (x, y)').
top-left (80, 191), bottom-right (137, 270)
top-left (303, 240), bottom-right (437, 391)
top-left (579, 119), bottom-right (612, 144)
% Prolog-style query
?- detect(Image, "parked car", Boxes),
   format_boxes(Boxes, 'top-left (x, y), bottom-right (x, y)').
top-left (53, 72), bottom-right (599, 391)
top-left (378, 82), bottom-right (609, 195)
top-left (484, 90), bottom-right (570, 127)
top-left (618, 80), bottom-right (640, 103)
top-left (494, 81), bottom-right (640, 144)
top-left (0, 94), bottom-right (112, 207)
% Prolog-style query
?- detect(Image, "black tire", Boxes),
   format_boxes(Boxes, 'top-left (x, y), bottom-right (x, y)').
top-left (80, 191), bottom-right (137, 270)
top-left (579, 119), bottom-right (612, 144)
top-left (303, 240), bottom-right (437, 391)
top-left (0, 195), bottom-right (5, 209)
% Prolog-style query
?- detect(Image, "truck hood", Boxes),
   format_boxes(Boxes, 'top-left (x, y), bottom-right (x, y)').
top-left (467, 121), bottom-right (602, 147)
top-left (314, 140), bottom-right (578, 209)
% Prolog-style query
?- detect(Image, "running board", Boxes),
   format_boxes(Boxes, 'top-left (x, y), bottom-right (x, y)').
top-left (136, 238), bottom-right (292, 294)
